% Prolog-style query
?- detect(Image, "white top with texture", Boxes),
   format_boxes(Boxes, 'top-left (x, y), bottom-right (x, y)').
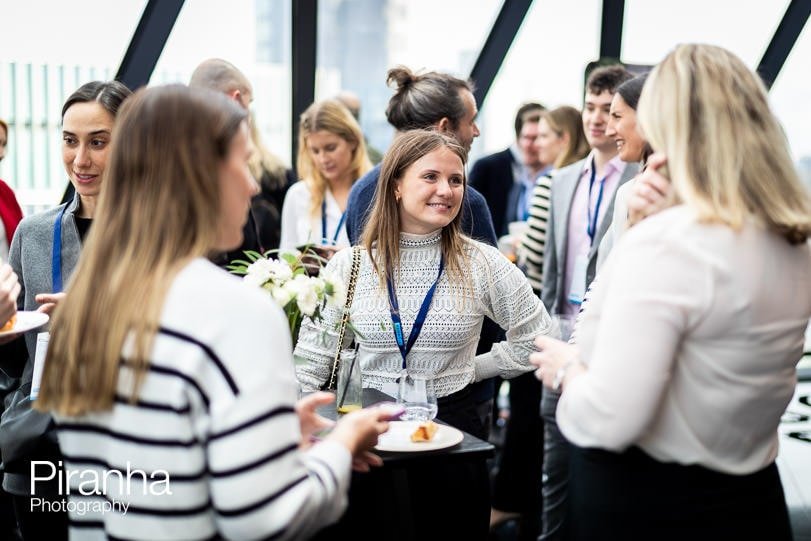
top-left (295, 229), bottom-right (552, 397)
top-left (280, 180), bottom-right (349, 251)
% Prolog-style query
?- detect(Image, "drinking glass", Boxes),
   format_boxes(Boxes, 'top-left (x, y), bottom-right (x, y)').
top-left (397, 374), bottom-right (438, 421)
top-left (336, 350), bottom-right (362, 413)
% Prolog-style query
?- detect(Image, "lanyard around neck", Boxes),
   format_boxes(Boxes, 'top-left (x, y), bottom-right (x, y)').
top-left (386, 256), bottom-right (445, 370)
top-left (51, 205), bottom-right (67, 293)
top-left (587, 157), bottom-right (608, 245)
top-left (321, 198), bottom-right (347, 245)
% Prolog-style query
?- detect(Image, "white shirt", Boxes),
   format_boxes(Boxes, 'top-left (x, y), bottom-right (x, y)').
top-left (280, 181), bottom-right (349, 251)
top-left (55, 259), bottom-right (352, 540)
top-left (559, 205), bottom-right (811, 474)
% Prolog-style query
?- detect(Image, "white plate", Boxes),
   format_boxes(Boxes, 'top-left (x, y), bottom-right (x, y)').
top-left (0, 311), bottom-right (49, 337)
top-left (374, 421), bottom-right (464, 452)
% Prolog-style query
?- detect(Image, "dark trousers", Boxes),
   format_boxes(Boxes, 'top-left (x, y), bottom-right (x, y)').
top-left (12, 495), bottom-right (68, 541)
top-left (491, 372), bottom-right (544, 539)
top-left (0, 487), bottom-right (20, 540)
top-left (540, 388), bottom-right (569, 541)
top-left (567, 446), bottom-right (793, 541)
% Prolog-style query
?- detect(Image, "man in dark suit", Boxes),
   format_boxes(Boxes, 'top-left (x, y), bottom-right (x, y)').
top-left (469, 102), bottom-right (546, 237)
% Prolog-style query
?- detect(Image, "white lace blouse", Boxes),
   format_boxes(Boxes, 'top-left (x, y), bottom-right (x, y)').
top-left (295, 230), bottom-right (553, 397)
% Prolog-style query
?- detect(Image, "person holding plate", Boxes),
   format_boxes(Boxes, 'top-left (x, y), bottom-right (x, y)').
top-left (35, 85), bottom-right (392, 541)
top-left (279, 99), bottom-right (372, 254)
top-left (0, 80), bottom-right (131, 540)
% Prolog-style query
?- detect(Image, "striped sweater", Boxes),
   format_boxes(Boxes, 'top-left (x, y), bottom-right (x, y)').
top-left (53, 258), bottom-right (351, 540)
top-left (519, 174), bottom-right (553, 294)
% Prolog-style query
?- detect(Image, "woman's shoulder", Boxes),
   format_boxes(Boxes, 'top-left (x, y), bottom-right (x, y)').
top-left (284, 180), bottom-right (313, 202)
top-left (15, 203), bottom-right (68, 236)
top-left (163, 258), bottom-right (287, 336)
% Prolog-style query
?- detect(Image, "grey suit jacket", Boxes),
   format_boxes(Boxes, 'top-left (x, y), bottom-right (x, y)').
top-left (540, 157), bottom-right (639, 315)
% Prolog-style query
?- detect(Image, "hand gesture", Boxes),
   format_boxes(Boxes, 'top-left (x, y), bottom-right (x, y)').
top-left (530, 334), bottom-right (584, 390)
top-left (295, 391), bottom-right (336, 448)
top-left (35, 292), bottom-right (67, 315)
top-left (327, 406), bottom-right (391, 472)
top-left (627, 153), bottom-right (671, 228)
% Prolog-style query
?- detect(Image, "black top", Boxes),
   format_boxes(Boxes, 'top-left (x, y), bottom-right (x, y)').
top-left (75, 216), bottom-right (92, 242)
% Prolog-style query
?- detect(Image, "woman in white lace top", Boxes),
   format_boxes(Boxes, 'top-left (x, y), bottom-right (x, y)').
top-left (296, 129), bottom-right (553, 439)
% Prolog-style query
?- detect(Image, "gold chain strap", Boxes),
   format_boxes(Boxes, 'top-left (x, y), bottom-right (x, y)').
top-left (326, 246), bottom-right (362, 390)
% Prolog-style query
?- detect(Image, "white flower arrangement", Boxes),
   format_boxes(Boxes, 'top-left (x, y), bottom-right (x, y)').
top-left (229, 249), bottom-right (346, 344)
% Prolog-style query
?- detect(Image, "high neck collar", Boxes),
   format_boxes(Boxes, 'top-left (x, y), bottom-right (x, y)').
top-left (399, 229), bottom-right (442, 247)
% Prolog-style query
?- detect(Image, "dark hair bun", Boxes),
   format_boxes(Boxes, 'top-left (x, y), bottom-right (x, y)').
top-left (387, 66), bottom-right (417, 90)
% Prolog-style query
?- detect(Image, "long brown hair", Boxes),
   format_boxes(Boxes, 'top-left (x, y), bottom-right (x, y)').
top-left (36, 85), bottom-right (247, 415)
top-left (362, 129), bottom-right (469, 290)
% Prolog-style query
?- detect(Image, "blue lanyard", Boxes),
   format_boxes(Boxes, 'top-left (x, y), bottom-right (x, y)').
top-left (586, 158), bottom-right (607, 245)
top-left (51, 205), bottom-right (67, 292)
top-left (321, 198), bottom-right (346, 245)
top-left (386, 256), bottom-right (444, 370)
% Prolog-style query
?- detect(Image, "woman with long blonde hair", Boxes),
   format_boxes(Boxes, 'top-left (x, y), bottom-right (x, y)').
top-left (36, 85), bottom-right (390, 540)
top-left (533, 44), bottom-right (811, 540)
top-left (280, 99), bottom-right (372, 251)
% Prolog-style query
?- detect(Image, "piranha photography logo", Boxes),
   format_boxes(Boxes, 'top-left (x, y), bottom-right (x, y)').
top-left (30, 460), bottom-right (172, 515)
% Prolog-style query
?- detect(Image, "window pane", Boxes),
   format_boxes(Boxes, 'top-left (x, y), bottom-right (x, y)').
top-left (475, 0), bottom-right (602, 159)
top-left (770, 20), bottom-right (811, 166)
top-left (622, 0), bottom-right (789, 67)
top-left (153, 0), bottom-right (293, 172)
top-left (315, 0), bottom-right (501, 158)
top-left (0, 0), bottom-right (148, 212)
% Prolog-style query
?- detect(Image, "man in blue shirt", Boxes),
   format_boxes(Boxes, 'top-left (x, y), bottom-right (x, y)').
top-left (345, 67), bottom-right (497, 246)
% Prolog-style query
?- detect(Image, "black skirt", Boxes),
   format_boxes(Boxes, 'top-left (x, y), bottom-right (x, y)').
top-left (566, 445), bottom-right (792, 541)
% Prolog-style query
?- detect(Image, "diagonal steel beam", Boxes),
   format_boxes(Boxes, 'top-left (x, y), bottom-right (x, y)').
top-left (115, 0), bottom-right (185, 90)
top-left (469, 0), bottom-right (533, 109)
top-left (599, 0), bottom-right (625, 60)
top-left (291, 0), bottom-right (318, 168)
top-left (757, 0), bottom-right (811, 90)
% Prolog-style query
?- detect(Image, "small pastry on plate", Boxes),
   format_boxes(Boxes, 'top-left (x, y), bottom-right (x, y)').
top-left (1, 314), bottom-right (15, 332)
top-left (410, 420), bottom-right (439, 442)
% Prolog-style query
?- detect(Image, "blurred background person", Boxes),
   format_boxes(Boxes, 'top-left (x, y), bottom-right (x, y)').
top-left (35, 84), bottom-right (390, 541)
top-left (539, 64), bottom-right (635, 541)
top-left (248, 113), bottom-right (295, 252)
top-left (521, 106), bottom-right (590, 295)
top-left (0, 80), bottom-right (131, 541)
top-left (533, 44), bottom-right (811, 541)
top-left (490, 104), bottom-right (589, 537)
top-left (469, 102), bottom-right (546, 238)
top-left (280, 99), bottom-right (372, 252)
top-left (189, 58), bottom-right (263, 266)
top-left (335, 90), bottom-right (384, 164)
top-left (0, 119), bottom-right (23, 263)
